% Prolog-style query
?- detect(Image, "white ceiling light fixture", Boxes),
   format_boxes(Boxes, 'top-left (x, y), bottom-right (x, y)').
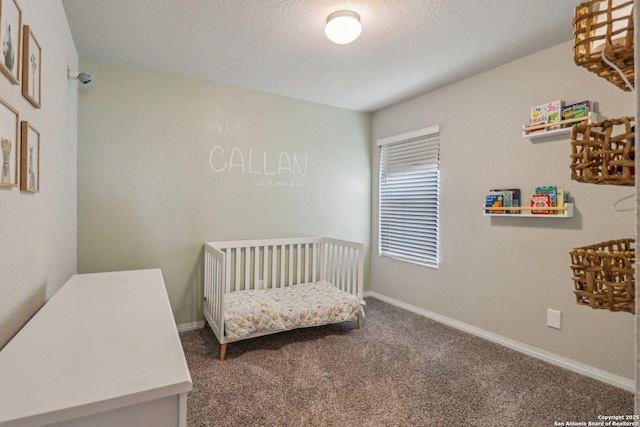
top-left (325, 10), bottom-right (362, 45)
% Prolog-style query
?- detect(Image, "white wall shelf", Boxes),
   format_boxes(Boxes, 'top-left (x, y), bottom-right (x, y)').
top-left (522, 113), bottom-right (597, 140)
top-left (483, 203), bottom-right (574, 218)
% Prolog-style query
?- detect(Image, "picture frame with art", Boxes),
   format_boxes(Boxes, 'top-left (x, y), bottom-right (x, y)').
top-left (0, 97), bottom-right (19, 187)
top-left (0, 0), bottom-right (22, 84)
top-left (22, 24), bottom-right (40, 108)
top-left (20, 121), bottom-right (38, 192)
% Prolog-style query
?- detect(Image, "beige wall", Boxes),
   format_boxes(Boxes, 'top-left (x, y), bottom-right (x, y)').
top-left (371, 40), bottom-right (636, 380)
top-left (0, 1), bottom-right (78, 348)
top-left (76, 59), bottom-right (371, 326)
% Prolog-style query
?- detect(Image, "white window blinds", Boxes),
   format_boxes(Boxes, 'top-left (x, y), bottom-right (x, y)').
top-left (378, 125), bottom-right (440, 268)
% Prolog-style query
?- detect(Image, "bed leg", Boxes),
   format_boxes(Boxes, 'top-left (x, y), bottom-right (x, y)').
top-left (357, 315), bottom-right (362, 329)
top-left (203, 319), bottom-right (208, 329)
top-left (220, 343), bottom-right (227, 361)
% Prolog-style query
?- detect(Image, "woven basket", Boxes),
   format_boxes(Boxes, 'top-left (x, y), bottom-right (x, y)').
top-left (573, 0), bottom-right (634, 91)
top-left (570, 238), bottom-right (635, 313)
top-left (569, 116), bottom-right (635, 186)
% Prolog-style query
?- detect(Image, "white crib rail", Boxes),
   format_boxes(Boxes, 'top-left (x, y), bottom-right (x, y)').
top-left (203, 243), bottom-right (226, 344)
top-left (320, 238), bottom-right (364, 299)
top-left (203, 237), bottom-right (364, 345)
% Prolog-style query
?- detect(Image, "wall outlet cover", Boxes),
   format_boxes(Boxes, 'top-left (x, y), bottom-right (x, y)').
top-left (547, 309), bottom-right (562, 329)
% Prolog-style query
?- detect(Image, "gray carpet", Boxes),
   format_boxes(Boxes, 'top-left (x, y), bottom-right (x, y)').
top-left (180, 297), bottom-right (633, 426)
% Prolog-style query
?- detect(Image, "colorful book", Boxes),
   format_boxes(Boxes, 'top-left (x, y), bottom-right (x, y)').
top-left (529, 100), bottom-right (562, 133)
top-left (530, 194), bottom-right (551, 215)
top-left (485, 193), bottom-right (505, 214)
top-left (490, 188), bottom-right (520, 214)
top-left (561, 101), bottom-right (590, 127)
top-left (535, 186), bottom-right (558, 211)
top-left (546, 100), bottom-right (562, 130)
top-left (556, 188), bottom-right (565, 215)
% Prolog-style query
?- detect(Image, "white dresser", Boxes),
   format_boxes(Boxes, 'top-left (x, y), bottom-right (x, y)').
top-left (0, 269), bottom-right (192, 427)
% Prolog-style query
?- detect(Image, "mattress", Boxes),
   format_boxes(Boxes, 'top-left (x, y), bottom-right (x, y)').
top-left (224, 281), bottom-right (365, 341)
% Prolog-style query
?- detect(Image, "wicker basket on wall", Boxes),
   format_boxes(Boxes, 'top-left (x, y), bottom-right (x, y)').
top-left (569, 238), bottom-right (635, 313)
top-left (573, 0), bottom-right (634, 91)
top-left (569, 116), bottom-right (635, 186)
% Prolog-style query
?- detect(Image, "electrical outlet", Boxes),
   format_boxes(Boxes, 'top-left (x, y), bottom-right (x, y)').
top-left (547, 309), bottom-right (561, 329)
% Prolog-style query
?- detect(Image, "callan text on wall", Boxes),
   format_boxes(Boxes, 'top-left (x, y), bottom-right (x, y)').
top-left (209, 146), bottom-right (308, 187)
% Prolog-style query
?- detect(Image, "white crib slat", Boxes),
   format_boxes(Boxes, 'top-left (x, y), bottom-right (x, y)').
top-left (251, 246), bottom-right (261, 289)
top-left (264, 245), bottom-right (269, 288)
top-left (336, 246), bottom-right (344, 289)
top-left (244, 247), bottom-right (250, 291)
top-left (352, 249), bottom-right (357, 293)
top-left (214, 257), bottom-right (219, 322)
top-left (272, 245), bottom-right (277, 288)
top-left (224, 249), bottom-right (233, 293)
top-left (280, 245), bottom-right (285, 288)
top-left (351, 248), bottom-right (356, 294)
top-left (349, 248), bottom-right (355, 293)
top-left (335, 245), bottom-right (340, 285)
top-left (336, 245), bottom-right (342, 287)
top-left (312, 244), bottom-right (318, 282)
top-left (304, 244), bottom-right (309, 282)
top-left (296, 244), bottom-right (301, 285)
top-left (318, 243), bottom-right (322, 281)
top-left (339, 245), bottom-right (344, 288)
top-left (323, 243), bottom-right (329, 283)
top-left (329, 244), bottom-right (335, 285)
top-left (343, 248), bottom-right (351, 292)
top-left (307, 244), bottom-right (316, 282)
top-left (204, 251), bottom-right (210, 301)
top-left (210, 256), bottom-right (214, 316)
top-left (287, 244), bottom-right (293, 286)
top-left (235, 248), bottom-right (242, 292)
top-left (333, 244), bottom-right (338, 285)
top-left (337, 245), bottom-right (343, 289)
top-left (344, 247), bottom-right (350, 291)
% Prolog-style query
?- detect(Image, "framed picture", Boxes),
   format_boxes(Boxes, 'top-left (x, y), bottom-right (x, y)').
top-left (0, 97), bottom-right (18, 187)
top-left (0, 0), bottom-right (21, 84)
top-left (22, 25), bottom-right (40, 108)
top-left (20, 121), bottom-right (38, 192)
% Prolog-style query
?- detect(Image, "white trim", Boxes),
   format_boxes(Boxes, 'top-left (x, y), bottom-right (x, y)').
top-left (363, 291), bottom-right (634, 392)
top-left (377, 125), bottom-right (440, 146)
top-left (177, 321), bottom-right (205, 333)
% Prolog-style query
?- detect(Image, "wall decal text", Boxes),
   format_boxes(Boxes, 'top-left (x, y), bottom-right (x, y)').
top-left (209, 146), bottom-right (308, 187)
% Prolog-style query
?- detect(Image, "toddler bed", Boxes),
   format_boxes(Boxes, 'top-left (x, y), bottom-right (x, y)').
top-left (203, 237), bottom-right (364, 360)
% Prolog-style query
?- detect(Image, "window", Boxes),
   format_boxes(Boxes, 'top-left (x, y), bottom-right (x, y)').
top-left (378, 125), bottom-right (440, 268)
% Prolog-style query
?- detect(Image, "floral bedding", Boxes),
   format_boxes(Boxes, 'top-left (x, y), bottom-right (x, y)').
top-left (224, 281), bottom-right (365, 341)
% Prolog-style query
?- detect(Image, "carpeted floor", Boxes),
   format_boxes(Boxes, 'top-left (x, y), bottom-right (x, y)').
top-left (180, 297), bottom-right (633, 426)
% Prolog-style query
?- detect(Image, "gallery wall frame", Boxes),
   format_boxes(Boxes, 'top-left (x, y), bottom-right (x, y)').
top-left (0, 97), bottom-right (19, 187)
top-left (22, 24), bottom-right (40, 108)
top-left (20, 121), bottom-right (38, 192)
top-left (0, 0), bottom-right (22, 85)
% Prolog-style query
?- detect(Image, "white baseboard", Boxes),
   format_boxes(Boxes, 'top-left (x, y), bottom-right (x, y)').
top-left (177, 321), bottom-right (205, 333)
top-left (363, 291), bottom-right (635, 392)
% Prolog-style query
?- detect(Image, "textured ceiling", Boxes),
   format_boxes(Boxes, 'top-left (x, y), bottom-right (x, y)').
top-left (61, 0), bottom-right (579, 112)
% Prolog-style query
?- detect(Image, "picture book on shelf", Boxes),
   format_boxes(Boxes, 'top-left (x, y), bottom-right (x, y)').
top-left (535, 186), bottom-right (557, 209)
top-left (556, 188), bottom-right (565, 214)
top-left (529, 100), bottom-right (562, 133)
top-left (530, 194), bottom-right (552, 214)
top-left (561, 101), bottom-right (590, 127)
top-left (490, 188), bottom-right (520, 214)
top-left (485, 193), bottom-right (505, 214)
